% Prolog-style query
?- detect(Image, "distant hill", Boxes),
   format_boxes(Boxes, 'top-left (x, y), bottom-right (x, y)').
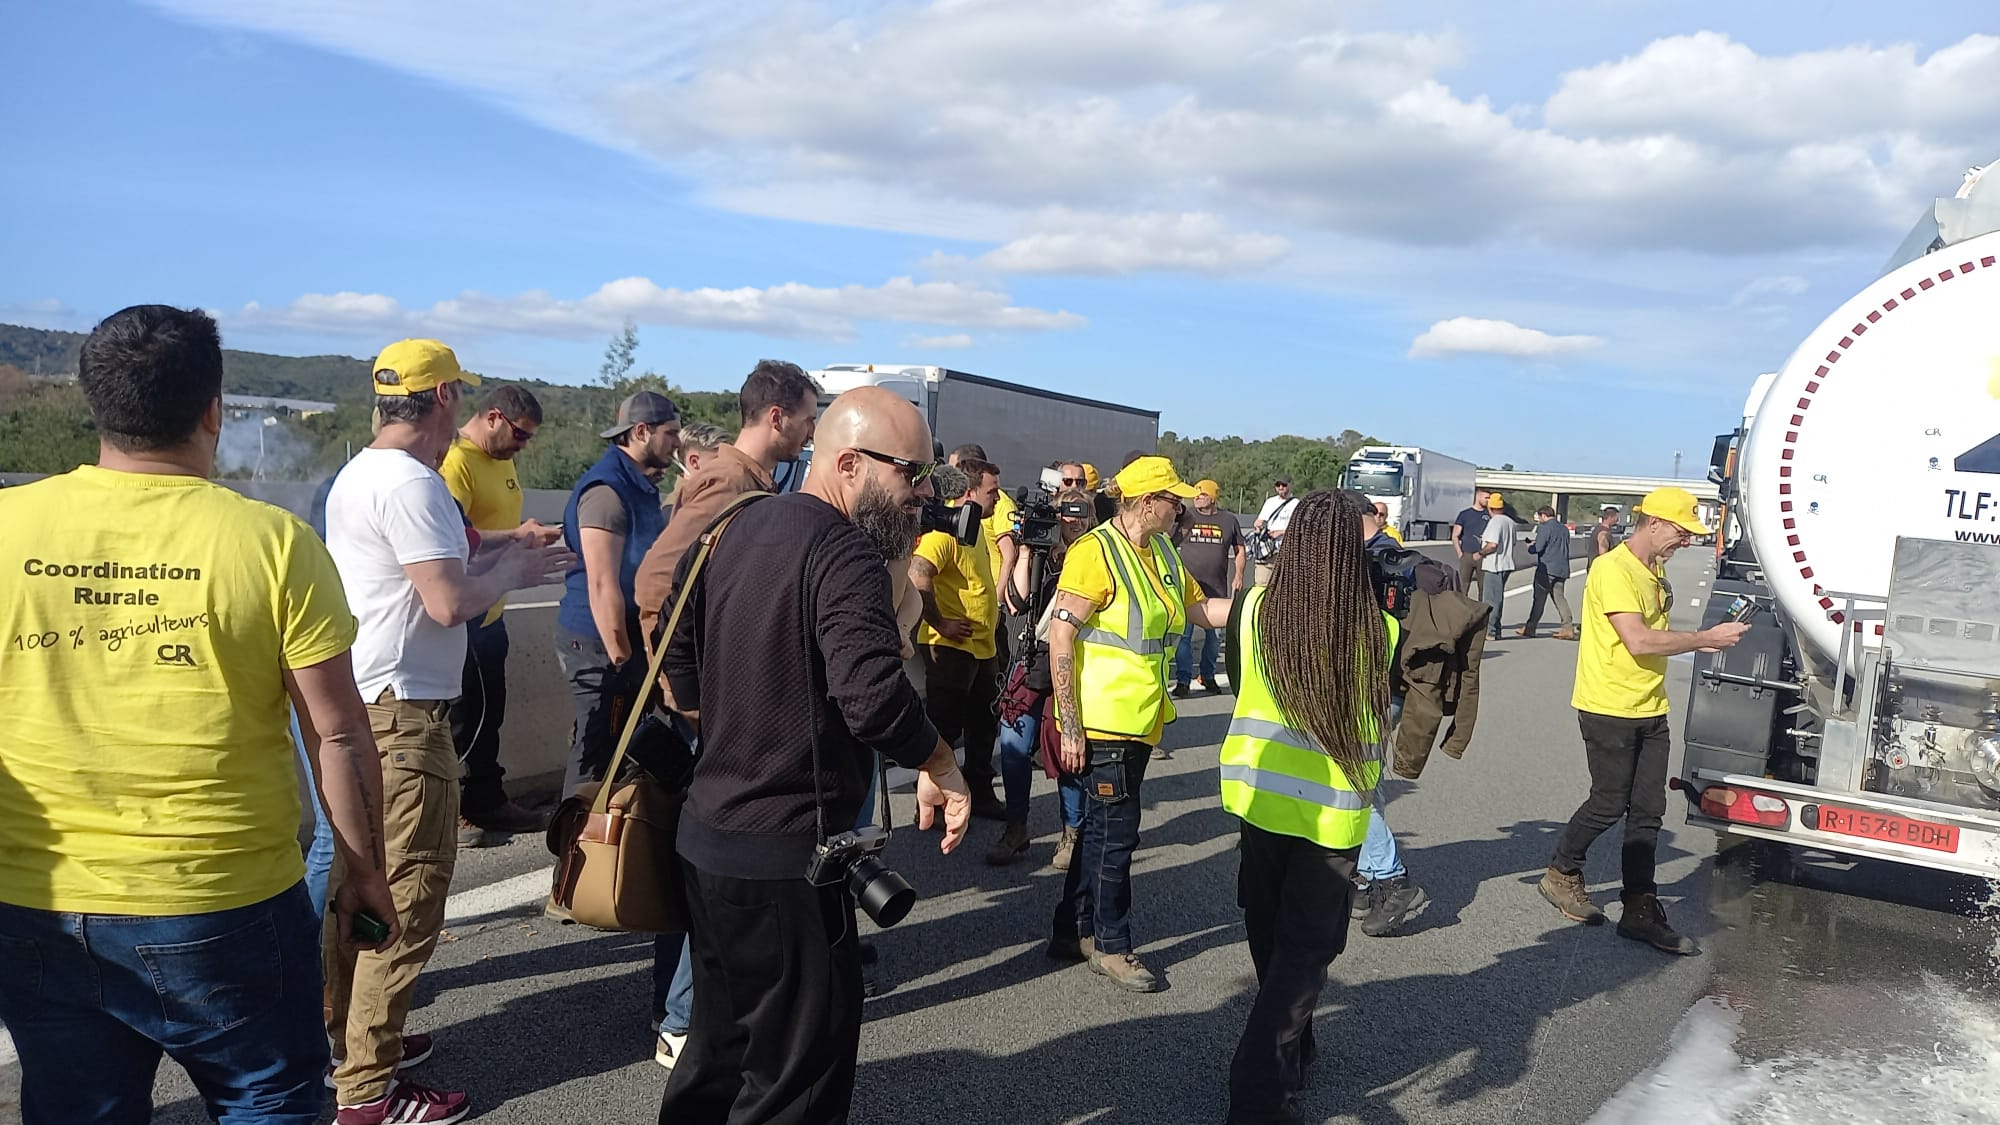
top-left (1, 322), bottom-right (373, 402)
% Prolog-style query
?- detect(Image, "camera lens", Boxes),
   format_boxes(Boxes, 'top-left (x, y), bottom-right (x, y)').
top-left (846, 854), bottom-right (916, 927)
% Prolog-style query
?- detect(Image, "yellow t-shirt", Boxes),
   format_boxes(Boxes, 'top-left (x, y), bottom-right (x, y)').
top-left (1572, 543), bottom-right (1671, 718)
top-left (1058, 531), bottom-right (1207, 744)
top-left (1383, 525), bottom-right (1405, 544)
top-left (439, 436), bottom-right (522, 625)
top-left (982, 489), bottom-right (1018, 582)
top-left (914, 524), bottom-right (999, 659)
top-left (0, 467), bottom-right (358, 915)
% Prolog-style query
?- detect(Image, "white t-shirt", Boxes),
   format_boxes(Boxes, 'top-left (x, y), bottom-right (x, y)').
top-left (1480, 513), bottom-right (1519, 574)
top-left (1257, 494), bottom-right (1299, 533)
top-left (325, 447), bottom-right (472, 703)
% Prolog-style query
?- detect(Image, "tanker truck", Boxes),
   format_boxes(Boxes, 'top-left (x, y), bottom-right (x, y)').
top-left (1679, 161), bottom-right (2000, 879)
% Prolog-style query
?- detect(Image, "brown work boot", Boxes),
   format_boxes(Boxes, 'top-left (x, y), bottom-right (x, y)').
top-left (1537, 866), bottom-right (1606, 925)
top-left (1050, 826), bottom-right (1079, 872)
top-left (985, 820), bottom-right (1031, 866)
top-left (1618, 892), bottom-right (1699, 955)
top-left (1553, 626), bottom-right (1579, 641)
top-left (1091, 950), bottom-right (1162, 993)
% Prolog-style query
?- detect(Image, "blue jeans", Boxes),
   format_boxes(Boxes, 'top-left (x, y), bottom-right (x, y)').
top-left (1053, 741), bottom-right (1152, 954)
top-left (1361, 695), bottom-right (1407, 884)
top-left (652, 934), bottom-right (694, 1035)
top-left (0, 882), bottom-right (329, 1124)
top-left (291, 711), bottom-right (336, 923)
top-left (1175, 626), bottom-right (1221, 685)
top-left (1483, 570), bottom-right (1509, 637)
top-left (1059, 773), bottom-right (1084, 829)
top-left (999, 711), bottom-right (1040, 821)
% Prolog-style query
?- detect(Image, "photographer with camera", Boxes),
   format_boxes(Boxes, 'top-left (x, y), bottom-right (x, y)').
top-left (986, 480), bottom-right (1098, 866)
top-left (1046, 456), bottom-right (1232, 993)
top-left (657, 386), bottom-right (970, 1125)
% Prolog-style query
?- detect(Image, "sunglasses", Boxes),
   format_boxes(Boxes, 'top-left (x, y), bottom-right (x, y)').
top-left (492, 411), bottom-right (535, 443)
top-left (1061, 476), bottom-right (1087, 486)
top-left (857, 448), bottom-right (935, 485)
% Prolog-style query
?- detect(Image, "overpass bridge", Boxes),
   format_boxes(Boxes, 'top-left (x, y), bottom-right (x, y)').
top-left (1474, 470), bottom-right (1718, 519)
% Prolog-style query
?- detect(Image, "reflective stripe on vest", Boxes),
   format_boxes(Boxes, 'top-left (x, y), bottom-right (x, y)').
top-left (1218, 585), bottom-right (1398, 850)
top-left (1072, 524), bottom-right (1189, 739)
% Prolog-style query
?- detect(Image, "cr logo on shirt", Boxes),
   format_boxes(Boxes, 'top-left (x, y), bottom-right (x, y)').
top-left (155, 644), bottom-right (197, 668)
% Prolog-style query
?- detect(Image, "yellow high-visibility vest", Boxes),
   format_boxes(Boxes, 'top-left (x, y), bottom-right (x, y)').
top-left (1219, 585), bottom-right (1399, 850)
top-left (1074, 523), bottom-right (1190, 741)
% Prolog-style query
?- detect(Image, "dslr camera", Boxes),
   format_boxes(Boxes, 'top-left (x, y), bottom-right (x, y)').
top-left (804, 825), bottom-right (917, 927)
top-left (920, 497), bottom-right (981, 545)
top-left (1014, 467), bottom-right (1094, 551)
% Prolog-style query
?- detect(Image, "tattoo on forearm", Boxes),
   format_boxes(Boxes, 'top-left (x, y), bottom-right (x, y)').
top-left (343, 742), bottom-right (386, 870)
top-left (1053, 653), bottom-right (1081, 738)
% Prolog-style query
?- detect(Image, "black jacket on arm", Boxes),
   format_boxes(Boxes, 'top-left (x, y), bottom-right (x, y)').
top-left (663, 492), bottom-right (941, 880)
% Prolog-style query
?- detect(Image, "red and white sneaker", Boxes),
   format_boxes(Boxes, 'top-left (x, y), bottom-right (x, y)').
top-left (325, 1033), bottom-right (436, 1088)
top-left (334, 1079), bottom-right (469, 1125)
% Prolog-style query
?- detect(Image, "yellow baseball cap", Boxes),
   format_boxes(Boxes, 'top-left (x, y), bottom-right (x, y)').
top-left (1114, 456), bottom-right (1199, 500)
top-left (371, 339), bottom-right (480, 397)
top-left (1637, 486), bottom-right (1713, 535)
top-left (1082, 463), bottom-right (1101, 491)
top-left (1486, 491), bottom-right (1505, 509)
top-left (1195, 478), bottom-right (1220, 500)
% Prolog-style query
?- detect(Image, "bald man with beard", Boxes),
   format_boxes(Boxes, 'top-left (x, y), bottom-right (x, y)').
top-left (658, 386), bottom-right (971, 1125)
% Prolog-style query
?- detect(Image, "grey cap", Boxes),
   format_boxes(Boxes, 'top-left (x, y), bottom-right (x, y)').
top-left (600, 391), bottom-right (680, 439)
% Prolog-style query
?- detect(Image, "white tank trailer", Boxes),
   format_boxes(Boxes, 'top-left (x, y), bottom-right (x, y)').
top-left (1685, 160), bottom-right (2000, 879)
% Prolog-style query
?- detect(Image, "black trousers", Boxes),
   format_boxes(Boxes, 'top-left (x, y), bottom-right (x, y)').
top-left (921, 644), bottom-right (1001, 786)
top-left (1551, 712), bottom-right (1672, 896)
top-left (448, 615), bottom-right (509, 814)
top-left (1523, 570), bottom-right (1574, 634)
top-left (1228, 821), bottom-right (1360, 1125)
top-left (659, 861), bottom-right (863, 1125)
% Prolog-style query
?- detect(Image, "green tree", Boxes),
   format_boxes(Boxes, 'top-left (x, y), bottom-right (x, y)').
top-left (599, 321), bottom-right (638, 387)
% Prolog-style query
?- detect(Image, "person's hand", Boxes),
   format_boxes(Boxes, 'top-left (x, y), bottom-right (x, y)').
top-left (518, 518), bottom-right (562, 547)
top-left (332, 869), bottom-right (402, 953)
top-left (510, 541), bottom-right (577, 590)
top-left (1700, 622), bottom-right (1751, 651)
top-left (1059, 732), bottom-right (1086, 775)
top-left (936, 617), bottom-right (976, 643)
top-left (915, 764), bottom-right (971, 855)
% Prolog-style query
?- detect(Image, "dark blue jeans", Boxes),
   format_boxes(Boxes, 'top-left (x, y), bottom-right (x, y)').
top-left (0, 882), bottom-right (329, 1124)
top-left (1175, 626), bottom-right (1221, 685)
top-left (1052, 740), bottom-right (1152, 954)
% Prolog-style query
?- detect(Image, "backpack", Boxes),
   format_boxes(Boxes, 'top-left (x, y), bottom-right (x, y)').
top-left (1368, 546), bottom-right (1460, 619)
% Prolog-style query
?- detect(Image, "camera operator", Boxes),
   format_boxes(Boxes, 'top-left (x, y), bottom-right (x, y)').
top-left (987, 483), bottom-right (1097, 866)
top-left (657, 385), bottom-right (971, 1125)
top-left (910, 456), bottom-right (1007, 820)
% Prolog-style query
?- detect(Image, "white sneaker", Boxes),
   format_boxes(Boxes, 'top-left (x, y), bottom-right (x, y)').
top-left (655, 1029), bottom-right (688, 1071)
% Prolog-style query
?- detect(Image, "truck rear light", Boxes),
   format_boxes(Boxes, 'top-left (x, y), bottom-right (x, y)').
top-left (1697, 785), bottom-right (1792, 828)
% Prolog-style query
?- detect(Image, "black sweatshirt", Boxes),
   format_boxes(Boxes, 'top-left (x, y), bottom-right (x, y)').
top-left (663, 492), bottom-right (940, 880)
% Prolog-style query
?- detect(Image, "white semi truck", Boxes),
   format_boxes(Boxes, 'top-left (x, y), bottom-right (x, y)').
top-left (800, 363), bottom-right (1160, 490)
top-left (1338, 445), bottom-right (1477, 541)
top-left (1680, 161), bottom-right (2000, 879)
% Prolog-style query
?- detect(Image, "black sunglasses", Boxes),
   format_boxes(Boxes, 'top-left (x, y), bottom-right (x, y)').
top-left (1061, 476), bottom-right (1087, 486)
top-left (857, 448), bottom-right (935, 485)
top-left (506, 418), bottom-right (536, 443)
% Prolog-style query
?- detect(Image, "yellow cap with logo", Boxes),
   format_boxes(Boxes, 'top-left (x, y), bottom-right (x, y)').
top-left (1114, 456), bottom-right (1199, 500)
top-left (371, 339), bottom-right (481, 397)
top-left (1637, 487), bottom-right (1713, 535)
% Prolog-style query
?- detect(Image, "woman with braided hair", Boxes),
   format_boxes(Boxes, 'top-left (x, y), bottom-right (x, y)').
top-left (1218, 488), bottom-right (1396, 1125)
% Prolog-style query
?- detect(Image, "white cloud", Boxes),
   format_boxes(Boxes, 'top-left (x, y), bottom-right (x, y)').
top-left (1409, 317), bottom-right (1602, 359)
top-left (904, 333), bottom-right (974, 350)
top-left (1729, 274), bottom-right (1809, 307)
top-left (933, 210), bottom-right (1290, 276)
top-left (234, 276), bottom-right (1083, 343)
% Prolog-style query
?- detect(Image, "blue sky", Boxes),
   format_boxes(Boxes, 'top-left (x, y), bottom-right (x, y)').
top-left (3, 0), bottom-right (1992, 474)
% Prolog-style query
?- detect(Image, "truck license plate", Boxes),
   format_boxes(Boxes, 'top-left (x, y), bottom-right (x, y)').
top-left (1815, 806), bottom-right (1960, 853)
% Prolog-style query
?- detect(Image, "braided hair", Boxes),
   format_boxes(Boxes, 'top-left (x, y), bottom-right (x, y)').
top-left (1256, 488), bottom-right (1391, 793)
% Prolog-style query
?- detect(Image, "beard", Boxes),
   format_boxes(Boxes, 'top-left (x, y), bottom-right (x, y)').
top-left (853, 478), bottom-right (923, 560)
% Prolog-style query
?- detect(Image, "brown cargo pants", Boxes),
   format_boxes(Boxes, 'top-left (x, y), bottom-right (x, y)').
top-left (324, 689), bottom-right (460, 1105)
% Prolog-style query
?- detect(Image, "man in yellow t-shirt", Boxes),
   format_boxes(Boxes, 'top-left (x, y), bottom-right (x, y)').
top-left (1540, 487), bottom-right (1747, 957)
top-left (911, 457), bottom-right (1006, 819)
top-left (438, 384), bottom-right (548, 845)
top-left (0, 305), bottom-right (398, 1121)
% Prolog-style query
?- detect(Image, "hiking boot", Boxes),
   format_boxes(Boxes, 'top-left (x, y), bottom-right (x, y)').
top-left (1360, 877), bottom-right (1430, 937)
top-left (1554, 626), bottom-right (1579, 641)
top-left (335, 1080), bottom-right (469, 1125)
top-left (1171, 681), bottom-right (1191, 698)
top-left (326, 1034), bottom-right (435, 1087)
top-left (1350, 881), bottom-right (1376, 920)
top-left (968, 782), bottom-right (1008, 822)
top-left (1197, 677), bottom-right (1224, 695)
top-left (1091, 951), bottom-right (1162, 993)
top-left (1050, 826), bottom-right (1079, 872)
top-left (1151, 746), bottom-right (1173, 761)
top-left (1538, 866), bottom-right (1606, 925)
top-left (455, 818), bottom-right (508, 849)
top-left (654, 1028), bottom-right (688, 1071)
top-left (1047, 934), bottom-right (1096, 964)
top-left (1618, 892), bottom-right (1700, 956)
top-left (462, 799), bottom-right (547, 834)
top-left (984, 820), bottom-right (1031, 866)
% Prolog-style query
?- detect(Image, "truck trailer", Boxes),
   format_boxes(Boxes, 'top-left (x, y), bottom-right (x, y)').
top-left (1338, 445), bottom-right (1478, 541)
top-left (1679, 160), bottom-right (2000, 879)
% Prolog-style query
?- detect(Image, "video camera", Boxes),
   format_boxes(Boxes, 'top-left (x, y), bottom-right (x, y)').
top-left (1013, 467), bottom-right (1094, 552)
top-left (920, 498), bottom-right (981, 545)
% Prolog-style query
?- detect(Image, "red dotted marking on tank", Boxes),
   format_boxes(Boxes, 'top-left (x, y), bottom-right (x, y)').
top-left (1786, 253), bottom-right (1990, 630)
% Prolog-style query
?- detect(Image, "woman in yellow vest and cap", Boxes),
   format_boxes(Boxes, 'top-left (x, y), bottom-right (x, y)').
top-left (1044, 456), bottom-right (1233, 993)
top-left (1218, 488), bottom-right (1395, 1124)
